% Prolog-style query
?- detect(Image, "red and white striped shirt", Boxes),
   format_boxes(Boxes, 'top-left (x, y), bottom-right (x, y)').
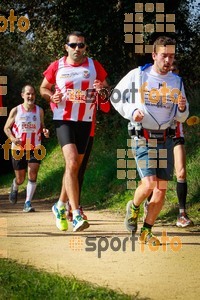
top-left (11, 104), bottom-right (42, 150)
top-left (43, 56), bottom-right (107, 122)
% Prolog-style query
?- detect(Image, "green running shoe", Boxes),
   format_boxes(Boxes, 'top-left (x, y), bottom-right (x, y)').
top-left (139, 227), bottom-right (160, 246)
top-left (124, 200), bottom-right (140, 233)
top-left (73, 215), bottom-right (89, 232)
top-left (52, 203), bottom-right (68, 231)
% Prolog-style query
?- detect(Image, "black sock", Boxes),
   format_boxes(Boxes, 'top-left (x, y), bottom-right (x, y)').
top-left (176, 181), bottom-right (187, 210)
top-left (143, 222), bottom-right (152, 230)
top-left (132, 203), bottom-right (139, 209)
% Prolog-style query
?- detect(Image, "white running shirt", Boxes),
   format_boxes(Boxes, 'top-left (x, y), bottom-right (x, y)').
top-left (111, 65), bottom-right (189, 130)
top-left (11, 104), bottom-right (42, 150)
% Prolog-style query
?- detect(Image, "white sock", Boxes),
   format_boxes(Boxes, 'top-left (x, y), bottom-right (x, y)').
top-left (25, 180), bottom-right (37, 203)
top-left (65, 200), bottom-right (71, 210)
top-left (57, 200), bottom-right (66, 209)
top-left (13, 178), bottom-right (18, 191)
top-left (73, 209), bottom-right (80, 218)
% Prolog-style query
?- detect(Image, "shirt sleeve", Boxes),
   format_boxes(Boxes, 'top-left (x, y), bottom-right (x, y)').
top-left (175, 81), bottom-right (189, 122)
top-left (98, 98), bottom-right (111, 113)
top-left (93, 60), bottom-right (107, 82)
top-left (43, 60), bottom-right (59, 84)
top-left (110, 68), bottom-right (139, 120)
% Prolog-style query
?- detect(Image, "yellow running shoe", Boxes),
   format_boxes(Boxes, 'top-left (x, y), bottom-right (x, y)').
top-left (139, 227), bottom-right (160, 246)
top-left (52, 203), bottom-right (68, 231)
top-left (124, 200), bottom-right (140, 233)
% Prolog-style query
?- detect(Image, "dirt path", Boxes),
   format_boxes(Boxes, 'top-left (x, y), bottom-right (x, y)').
top-left (0, 189), bottom-right (200, 300)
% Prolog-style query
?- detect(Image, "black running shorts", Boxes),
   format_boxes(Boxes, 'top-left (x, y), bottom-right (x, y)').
top-left (54, 120), bottom-right (92, 154)
top-left (11, 150), bottom-right (41, 170)
top-left (173, 137), bottom-right (185, 147)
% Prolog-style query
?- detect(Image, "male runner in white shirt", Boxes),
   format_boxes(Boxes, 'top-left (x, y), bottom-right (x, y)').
top-left (111, 36), bottom-right (189, 245)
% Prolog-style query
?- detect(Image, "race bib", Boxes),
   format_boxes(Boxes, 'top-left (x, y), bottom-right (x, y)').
top-left (66, 89), bottom-right (87, 103)
top-left (21, 122), bottom-right (37, 133)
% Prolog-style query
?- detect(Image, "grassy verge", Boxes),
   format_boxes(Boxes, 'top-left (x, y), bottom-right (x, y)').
top-left (0, 259), bottom-right (143, 300)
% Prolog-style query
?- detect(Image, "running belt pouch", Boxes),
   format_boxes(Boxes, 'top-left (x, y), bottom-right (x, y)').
top-left (148, 130), bottom-right (165, 142)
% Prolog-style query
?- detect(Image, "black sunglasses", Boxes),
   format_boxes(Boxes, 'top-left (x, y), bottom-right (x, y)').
top-left (67, 43), bottom-right (85, 49)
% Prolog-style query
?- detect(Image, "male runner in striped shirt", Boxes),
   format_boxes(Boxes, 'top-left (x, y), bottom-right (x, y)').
top-left (40, 31), bottom-right (109, 232)
top-left (4, 85), bottom-right (49, 212)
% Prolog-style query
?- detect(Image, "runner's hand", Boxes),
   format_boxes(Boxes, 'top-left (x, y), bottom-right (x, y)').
top-left (11, 137), bottom-right (22, 146)
top-left (50, 91), bottom-right (63, 104)
top-left (93, 80), bottom-right (103, 92)
top-left (133, 109), bottom-right (144, 122)
top-left (43, 128), bottom-right (50, 138)
top-left (178, 96), bottom-right (186, 111)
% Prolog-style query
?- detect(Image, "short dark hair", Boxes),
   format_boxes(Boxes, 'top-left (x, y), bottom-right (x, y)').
top-left (66, 31), bottom-right (86, 43)
top-left (21, 84), bottom-right (35, 94)
top-left (153, 36), bottom-right (176, 53)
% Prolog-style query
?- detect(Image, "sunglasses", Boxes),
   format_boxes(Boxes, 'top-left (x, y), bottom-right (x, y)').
top-left (67, 43), bottom-right (85, 49)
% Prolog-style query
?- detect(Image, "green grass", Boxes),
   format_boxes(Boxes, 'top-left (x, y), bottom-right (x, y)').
top-left (0, 259), bottom-right (146, 300)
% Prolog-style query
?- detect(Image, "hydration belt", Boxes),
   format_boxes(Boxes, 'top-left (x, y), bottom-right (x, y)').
top-left (143, 128), bottom-right (176, 143)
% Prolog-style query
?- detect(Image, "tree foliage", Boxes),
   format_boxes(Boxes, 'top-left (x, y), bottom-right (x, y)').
top-left (1, 0), bottom-right (199, 87)
top-left (0, 0), bottom-right (199, 174)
